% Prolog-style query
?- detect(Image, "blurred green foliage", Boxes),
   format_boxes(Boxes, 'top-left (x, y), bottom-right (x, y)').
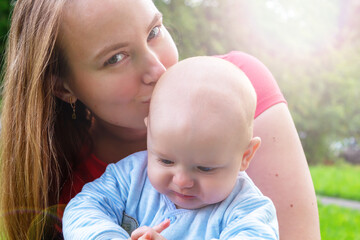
top-left (0, 0), bottom-right (359, 165)
top-left (0, 0), bottom-right (11, 71)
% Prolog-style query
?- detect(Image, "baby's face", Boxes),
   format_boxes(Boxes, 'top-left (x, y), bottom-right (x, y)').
top-left (145, 56), bottom-right (256, 209)
top-left (146, 119), bottom-right (247, 209)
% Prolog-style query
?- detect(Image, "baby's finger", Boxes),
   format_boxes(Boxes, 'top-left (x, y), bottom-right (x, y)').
top-left (140, 230), bottom-right (168, 240)
top-left (138, 232), bottom-right (151, 240)
top-left (152, 219), bottom-right (170, 233)
top-left (131, 226), bottom-right (151, 240)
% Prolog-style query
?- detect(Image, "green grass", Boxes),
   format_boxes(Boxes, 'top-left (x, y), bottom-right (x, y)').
top-left (318, 202), bottom-right (360, 240)
top-left (311, 163), bottom-right (360, 239)
top-left (310, 163), bottom-right (360, 201)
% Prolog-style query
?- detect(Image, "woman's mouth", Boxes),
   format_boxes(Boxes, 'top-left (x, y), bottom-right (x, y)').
top-left (141, 97), bottom-right (151, 104)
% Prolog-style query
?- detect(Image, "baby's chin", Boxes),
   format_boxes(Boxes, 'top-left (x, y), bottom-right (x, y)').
top-left (172, 198), bottom-right (212, 210)
top-left (175, 203), bottom-right (209, 210)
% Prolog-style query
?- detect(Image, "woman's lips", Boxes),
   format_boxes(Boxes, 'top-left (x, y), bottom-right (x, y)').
top-left (141, 97), bottom-right (151, 104)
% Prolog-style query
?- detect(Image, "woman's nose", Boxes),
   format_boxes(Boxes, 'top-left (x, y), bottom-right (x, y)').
top-left (173, 171), bottom-right (194, 189)
top-left (142, 50), bottom-right (166, 85)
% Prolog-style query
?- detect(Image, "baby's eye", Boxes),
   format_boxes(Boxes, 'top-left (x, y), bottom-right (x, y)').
top-left (160, 159), bottom-right (174, 165)
top-left (197, 166), bottom-right (214, 172)
top-left (147, 26), bottom-right (161, 41)
top-left (105, 53), bottom-right (126, 66)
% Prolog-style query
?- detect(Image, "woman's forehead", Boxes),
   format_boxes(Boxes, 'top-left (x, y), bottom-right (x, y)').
top-left (62, 0), bottom-right (158, 36)
top-left (60, 0), bottom-right (160, 62)
top-left (65, 0), bottom-right (153, 20)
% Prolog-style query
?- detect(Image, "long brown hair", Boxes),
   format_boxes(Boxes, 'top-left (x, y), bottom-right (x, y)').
top-left (0, 0), bottom-right (91, 239)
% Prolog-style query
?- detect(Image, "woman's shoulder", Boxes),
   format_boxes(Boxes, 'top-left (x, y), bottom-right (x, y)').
top-left (215, 51), bottom-right (260, 66)
top-left (215, 51), bottom-right (275, 85)
top-left (215, 51), bottom-right (286, 118)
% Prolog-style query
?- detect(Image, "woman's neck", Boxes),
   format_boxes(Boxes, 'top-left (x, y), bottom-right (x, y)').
top-left (90, 120), bottom-right (147, 164)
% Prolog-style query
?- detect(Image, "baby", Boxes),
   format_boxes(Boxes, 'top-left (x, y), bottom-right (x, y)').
top-left (63, 56), bottom-right (279, 240)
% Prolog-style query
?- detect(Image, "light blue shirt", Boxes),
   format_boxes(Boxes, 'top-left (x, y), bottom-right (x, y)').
top-left (63, 151), bottom-right (278, 240)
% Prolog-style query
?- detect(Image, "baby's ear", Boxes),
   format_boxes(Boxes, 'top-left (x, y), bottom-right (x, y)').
top-left (240, 137), bottom-right (261, 171)
top-left (144, 117), bottom-right (148, 127)
top-left (53, 75), bottom-right (77, 103)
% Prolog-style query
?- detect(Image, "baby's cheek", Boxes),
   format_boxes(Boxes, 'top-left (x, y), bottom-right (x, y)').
top-left (204, 181), bottom-right (233, 204)
top-left (148, 166), bottom-right (167, 193)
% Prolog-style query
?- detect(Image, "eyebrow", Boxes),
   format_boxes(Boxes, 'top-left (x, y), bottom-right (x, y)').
top-left (152, 149), bottom-right (172, 161)
top-left (147, 12), bottom-right (163, 33)
top-left (94, 12), bottom-right (163, 60)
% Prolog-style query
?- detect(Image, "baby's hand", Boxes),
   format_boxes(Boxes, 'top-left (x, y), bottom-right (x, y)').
top-left (137, 231), bottom-right (162, 240)
top-left (131, 219), bottom-right (170, 240)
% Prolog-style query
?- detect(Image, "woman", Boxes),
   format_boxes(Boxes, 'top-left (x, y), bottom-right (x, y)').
top-left (0, 0), bottom-right (320, 239)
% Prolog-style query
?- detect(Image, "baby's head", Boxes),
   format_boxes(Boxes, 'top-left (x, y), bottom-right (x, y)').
top-left (146, 56), bottom-right (260, 209)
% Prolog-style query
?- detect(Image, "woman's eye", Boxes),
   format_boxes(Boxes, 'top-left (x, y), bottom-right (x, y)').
top-left (197, 166), bottom-right (214, 172)
top-left (147, 26), bottom-right (161, 41)
top-left (105, 53), bottom-right (125, 66)
top-left (160, 159), bottom-right (173, 165)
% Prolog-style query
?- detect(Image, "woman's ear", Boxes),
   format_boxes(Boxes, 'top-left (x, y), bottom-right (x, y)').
top-left (53, 75), bottom-right (77, 103)
top-left (240, 137), bottom-right (261, 171)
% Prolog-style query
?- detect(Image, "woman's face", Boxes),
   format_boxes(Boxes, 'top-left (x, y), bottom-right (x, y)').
top-left (60, 0), bottom-right (178, 131)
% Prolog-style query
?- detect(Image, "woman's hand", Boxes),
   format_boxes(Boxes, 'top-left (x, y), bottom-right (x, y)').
top-left (131, 219), bottom-right (170, 240)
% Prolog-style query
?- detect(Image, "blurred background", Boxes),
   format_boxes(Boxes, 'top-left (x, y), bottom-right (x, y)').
top-left (1, 0), bottom-right (359, 239)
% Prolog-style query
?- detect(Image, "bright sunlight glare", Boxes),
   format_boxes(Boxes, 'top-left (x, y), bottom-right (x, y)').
top-left (248, 0), bottom-right (341, 54)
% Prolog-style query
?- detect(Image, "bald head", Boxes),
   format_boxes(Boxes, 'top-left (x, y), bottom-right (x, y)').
top-left (148, 56), bottom-right (257, 150)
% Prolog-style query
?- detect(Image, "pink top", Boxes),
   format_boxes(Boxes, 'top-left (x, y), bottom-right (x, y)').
top-left (217, 51), bottom-right (286, 118)
top-left (59, 51), bottom-right (286, 205)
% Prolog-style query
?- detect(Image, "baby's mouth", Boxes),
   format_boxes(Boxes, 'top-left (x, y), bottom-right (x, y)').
top-left (173, 191), bottom-right (195, 199)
